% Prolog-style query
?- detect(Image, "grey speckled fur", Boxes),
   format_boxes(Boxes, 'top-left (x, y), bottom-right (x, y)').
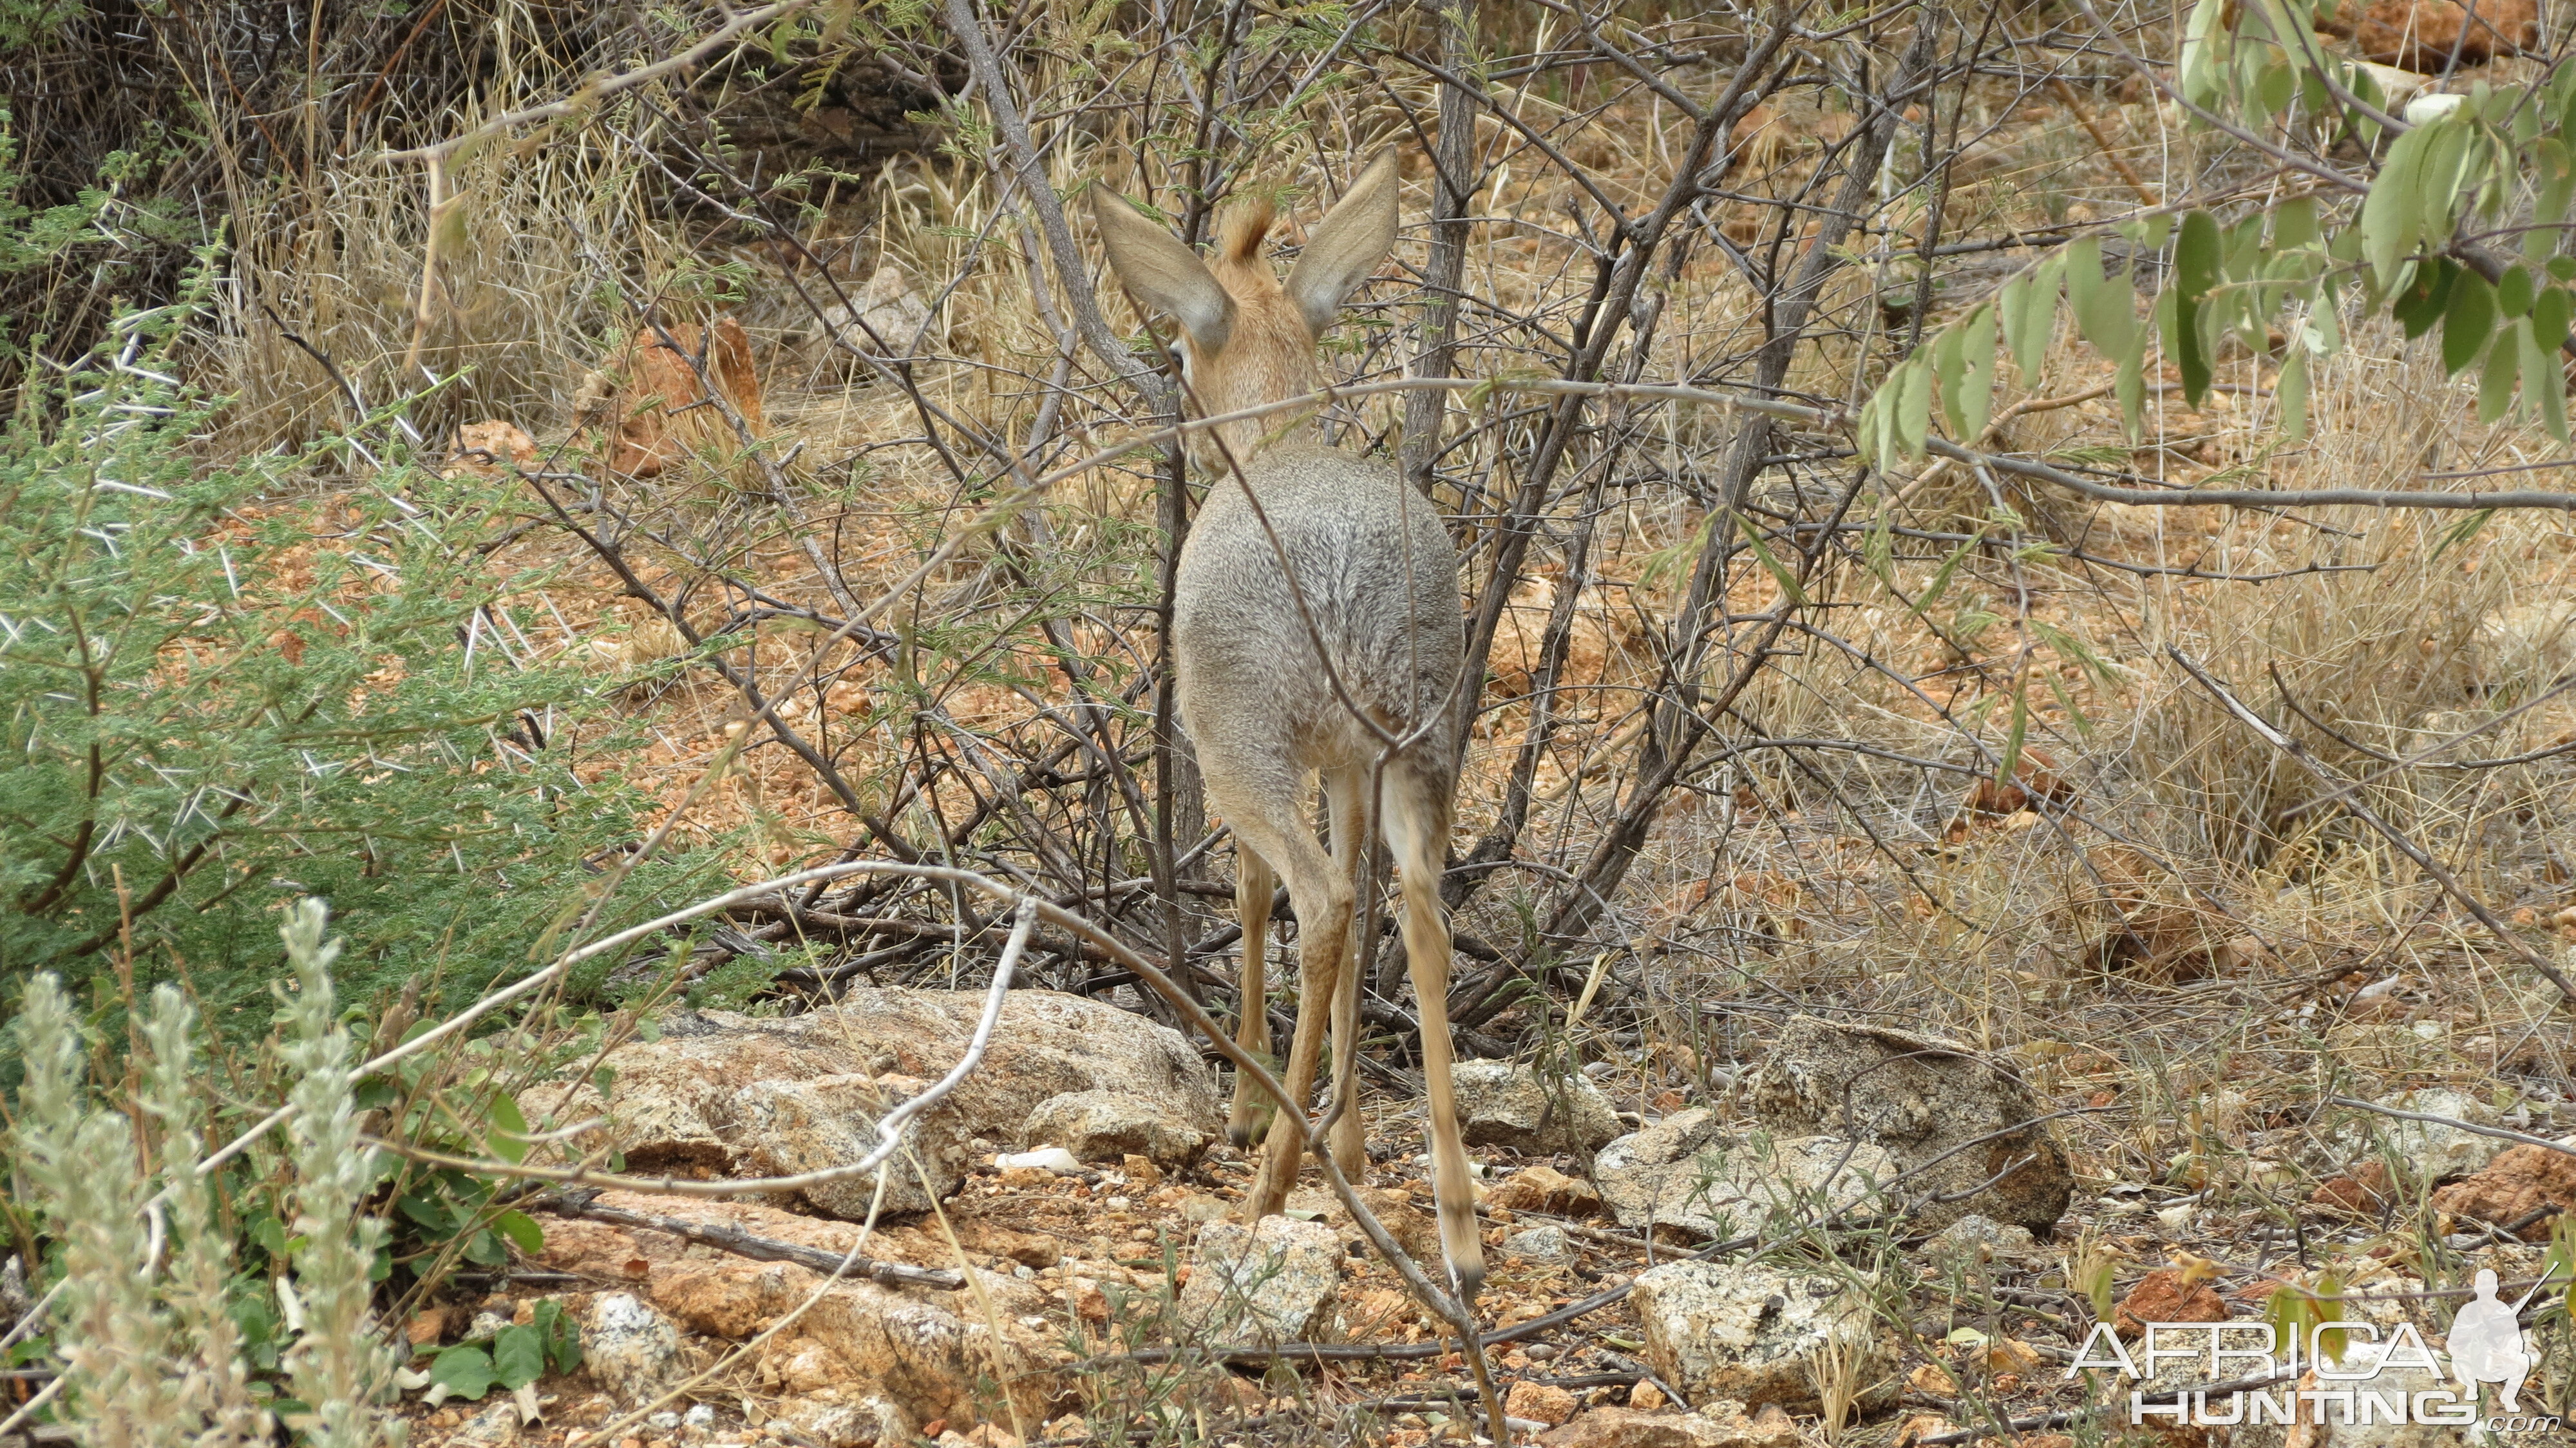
top-left (1175, 443), bottom-right (1461, 806)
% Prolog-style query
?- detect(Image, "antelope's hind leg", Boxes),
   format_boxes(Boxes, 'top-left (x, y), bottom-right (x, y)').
top-left (1385, 763), bottom-right (1482, 1302)
top-left (1227, 846), bottom-right (1278, 1148)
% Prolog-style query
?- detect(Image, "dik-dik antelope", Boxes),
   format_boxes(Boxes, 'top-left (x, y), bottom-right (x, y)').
top-left (1092, 153), bottom-right (1482, 1300)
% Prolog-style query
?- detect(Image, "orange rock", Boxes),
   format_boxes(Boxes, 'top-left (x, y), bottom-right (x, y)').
top-left (444, 420), bottom-right (538, 479)
top-left (2113, 1268), bottom-right (2229, 1337)
top-left (2430, 1144), bottom-right (2576, 1239)
top-left (1506, 1380), bottom-right (1579, 1427)
top-left (2319, 0), bottom-right (2538, 70)
top-left (1964, 748), bottom-right (2072, 816)
top-left (577, 317), bottom-right (768, 481)
top-left (1486, 1165), bottom-right (1604, 1217)
top-left (2308, 1159), bottom-right (2395, 1214)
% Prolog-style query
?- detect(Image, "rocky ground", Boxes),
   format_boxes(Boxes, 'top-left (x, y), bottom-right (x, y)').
top-left (386, 988), bottom-right (2574, 1448)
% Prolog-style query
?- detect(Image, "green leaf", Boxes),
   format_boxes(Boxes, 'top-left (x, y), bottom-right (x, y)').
top-left (2175, 211), bottom-right (2221, 300)
top-left (463, 1228), bottom-right (508, 1268)
top-left (2274, 195), bottom-right (2319, 251)
top-left (486, 1092), bottom-right (530, 1165)
top-left (1895, 356), bottom-right (1933, 462)
top-left (431, 1344), bottom-right (496, 1402)
top-left (1911, 528), bottom-right (1984, 618)
top-left (2521, 319), bottom-right (2568, 442)
top-left (533, 1300), bottom-right (584, 1374)
top-left (1735, 513), bottom-right (1808, 607)
top-left (2391, 257), bottom-right (2454, 339)
top-left (2163, 287), bottom-right (2213, 410)
top-left (2067, 238), bottom-right (2133, 354)
top-left (2530, 285), bottom-right (2571, 351)
top-left (2278, 346), bottom-right (2311, 443)
top-left (2114, 344), bottom-right (2146, 444)
top-left (399, 1194), bottom-right (452, 1233)
top-left (1933, 322), bottom-right (1970, 437)
top-left (491, 1326), bottom-right (546, 1391)
top-left (2479, 324), bottom-right (2521, 423)
top-left (2009, 254), bottom-right (2066, 382)
top-left (2358, 122), bottom-right (2430, 285)
top-left (2498, 263), bottom-right (2537, 318)
top-left (1958, 304), bottom-right (1997, 443)
top-left (2441, 269), bottom-right (2497, 374)
top-left (493, 1209), bottom-right (545, 1257)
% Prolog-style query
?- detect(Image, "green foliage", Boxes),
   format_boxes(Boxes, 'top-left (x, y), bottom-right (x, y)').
top-left (1864, 6), bottom-right (2576, 463)
top-left (0, 283), bottom-right (696, 1019)
top-left (424, 1306), bottom-right (575, 1404)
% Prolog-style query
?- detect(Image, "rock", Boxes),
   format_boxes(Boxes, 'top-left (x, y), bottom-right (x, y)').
top-left (2332, 1089), bottom-right (2501, 1182)
top-left (1453, 1060), bottom-right (1625, 1156)
top-left (582, 1293), bottom-right (687, 1407)
top-left (1283, 1185), bottom-right (1444, 1263)
top-left (2063, 846), bottom-right (2235, 983)
top-left (994, 1146), bottom-right (1086, 1176)
top-left (2308, 1160), bottom-right (2395, 1214)
top-left (1924, 1214), bottom-right (2037, 1262)
top-left (1538, 1403), bottom-right (1800, 1448)
top-left (1506, 1380), bottom-right (1579, 1427)
top-left (450, 1400), bottom-right (520, 1448)
top-left (574, 318), bottom-right (768, 482)
top-left (524, 989), bottom-right (1220, 1221)
top-left (2113, 1268), bottom-right (2228, 1338)
top-left (1502, 1224), bottom-right (1574, 1262)
top-left (2430, 1143), bottom-right (2576, 1239)
top-left (444, 421), bottom-right (539, 480)
top-left (772, 1399), bottom-right (902, 1448)
top-left (1025, 1089), bottom-right (1209, 1168)
top-left (1489, 1165), bottom-right (1605, 1217)
top-left (805, 263), bottom-right (940, 362)
top-left (1174, 1217), bottom-right (1342, 1343)
top-left (541, 1191), bottom-right (1057, 1436)
top-left (1592, 1109), bottom-right (1898, 1240)
top-left (1629, 1262), bottom-right (1889, 1412)
top-left (2317, 0), bottom-right (2537, 71)
top-left (1743, 1016), bottom-right (2074, 1233)
top-left (735, 1074), bottom-right (954, 1215)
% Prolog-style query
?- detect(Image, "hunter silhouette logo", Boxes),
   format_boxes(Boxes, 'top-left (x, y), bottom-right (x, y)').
top-left (2068, 1266), bottom-right (2564, 1436)
top-left (2448, 1270), bottom-right (2533, 1415)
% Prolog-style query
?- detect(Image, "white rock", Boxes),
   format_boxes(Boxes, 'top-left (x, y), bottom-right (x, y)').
top-left (1743, 1016), bottom-right (2073, 1234)
top-left (1631, 1261), bottom-right (1889, 1411)
top-left (1452, 1060), bottom-right (1625, 1157)
top-left (450, 1400), bottom-right (520, 1448)
top-left (1502, 1224), bottom-right (1573, 1262)
top-left (582, 1293), bottom-right (685, 1407)
top-left (1926, 1214), bottom-right (2037, 1262)
top-left (1024, 1089), bottom-right (1209, 1167)
top-left (1593, 1109), bottom-right (1898, 1240)
top-left (521, 988), bottom-right (1220, 1221)
top-left (1174, 1216), bottom-right (1343, 1342)
top-left (996, 1146), bottom-right (1085, 1175)
top-left (810, 265), bottom-right (940, 361)
top-left (2335, 1089), bottom-right (2502, 1181)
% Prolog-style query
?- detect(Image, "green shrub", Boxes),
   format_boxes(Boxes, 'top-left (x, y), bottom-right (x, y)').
top-left (0, 279), bottom-right (696, 1018)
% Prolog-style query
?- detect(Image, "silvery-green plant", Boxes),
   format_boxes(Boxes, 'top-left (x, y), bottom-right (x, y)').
top-left (276, 900), bottom-right (404, 1448)
top-left (10, 901), bottom-right (401, 1448)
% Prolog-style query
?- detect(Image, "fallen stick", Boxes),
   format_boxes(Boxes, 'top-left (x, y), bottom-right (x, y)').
top-left (540, 1188), bottom-right (966, 1291)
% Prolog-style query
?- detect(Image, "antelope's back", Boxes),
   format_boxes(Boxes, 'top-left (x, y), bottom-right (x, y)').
top-left (1173, 444), bottom-right (1461, 770)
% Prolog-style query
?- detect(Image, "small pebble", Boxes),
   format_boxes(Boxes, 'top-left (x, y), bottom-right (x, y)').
top-left (1106, 1196), bottom-right (1131, 1210)
top-left (648, 1413), bottom-right (682, 1433)
top-left (683, 1406), bottom-right (716, 1431)
top-left (1524, 1342), bottom-right (1560, 1362)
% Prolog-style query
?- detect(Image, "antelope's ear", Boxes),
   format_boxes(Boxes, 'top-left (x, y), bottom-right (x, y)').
top-left (1284, 150), bottom-right (1399, 336)
top-left (1092, 189), bottom-right (1235, 357)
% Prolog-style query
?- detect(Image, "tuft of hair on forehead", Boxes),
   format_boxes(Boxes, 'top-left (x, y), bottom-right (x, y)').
top-left (1211, 198), bottom-right (1279, 289)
